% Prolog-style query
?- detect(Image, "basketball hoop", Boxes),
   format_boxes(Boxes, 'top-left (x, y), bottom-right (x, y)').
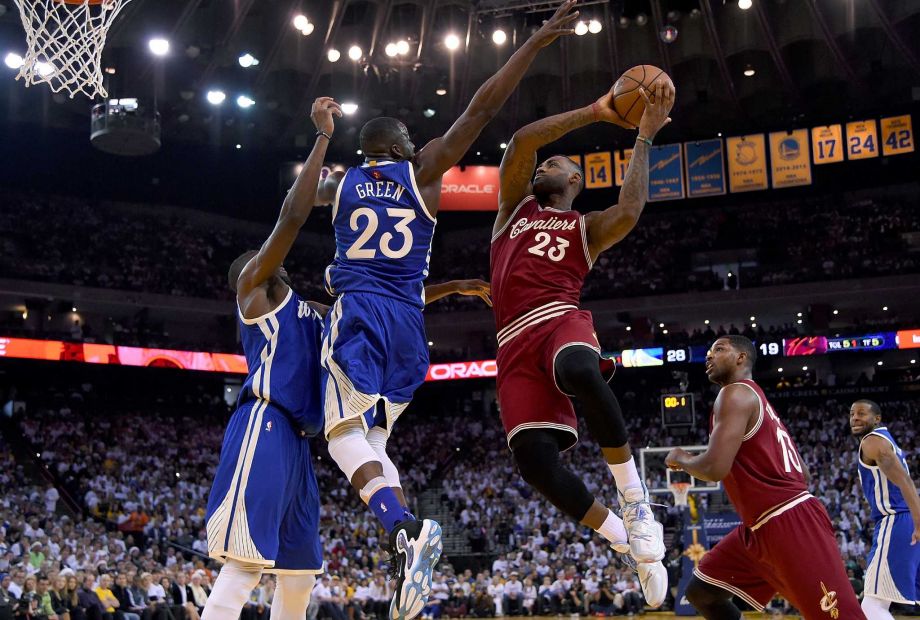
top-left (12, 0), bottom-right (132, 99)
top-left (669, 481), bottom-right (691, 508)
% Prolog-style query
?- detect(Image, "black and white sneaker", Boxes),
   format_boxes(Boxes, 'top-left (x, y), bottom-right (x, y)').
top-left (387, 519), bottom-right (443, 620)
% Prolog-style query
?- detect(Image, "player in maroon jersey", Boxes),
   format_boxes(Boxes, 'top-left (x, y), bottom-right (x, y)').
top-left (490, 81), bottom-right (674, 605)
top-left (665, 336), bottom-right (864, 620)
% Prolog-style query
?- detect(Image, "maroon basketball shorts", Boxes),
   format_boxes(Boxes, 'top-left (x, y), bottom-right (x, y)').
top-left (496, 310), bottom-right (614, 452)
top-left (694, 496), bottom-right (865, 619)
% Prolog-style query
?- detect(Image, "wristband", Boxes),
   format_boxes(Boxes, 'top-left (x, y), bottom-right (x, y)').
top-left (591, 102), bottom-right (599, 123)
top-left (636, 135), bottom-right (653, 146)
top-left (316, 130), bottom-right (332, 141)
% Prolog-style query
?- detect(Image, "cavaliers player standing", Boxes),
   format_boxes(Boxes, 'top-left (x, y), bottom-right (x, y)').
top-left (665, 336), bottom-right (865, 619)
top-left (490, 81), bottom-right (674, 605)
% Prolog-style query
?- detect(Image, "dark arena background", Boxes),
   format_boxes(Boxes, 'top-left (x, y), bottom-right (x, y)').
top-left (0, 0), bottom-right (919, 618)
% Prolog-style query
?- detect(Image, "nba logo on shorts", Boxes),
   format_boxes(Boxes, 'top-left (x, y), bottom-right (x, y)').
top-left (265, 421), bottom-right (273, 432)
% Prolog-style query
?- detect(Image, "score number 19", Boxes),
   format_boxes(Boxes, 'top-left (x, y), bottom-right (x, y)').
top-left (759, 342), bottom-right (781, 356)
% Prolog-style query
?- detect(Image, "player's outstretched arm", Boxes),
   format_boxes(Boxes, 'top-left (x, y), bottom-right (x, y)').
top-left (584, 82), bottom-right (674, 262)
top-left (863, 436), bottom-right (920, 544)
top-left (237, 97), bottom-right (342, 296)
top-left (665, 384), bottom-right (754, 482)
top-left (424, 279), bottom-right (492, 307)
top-left (414, 0), bottom-right (579, 190)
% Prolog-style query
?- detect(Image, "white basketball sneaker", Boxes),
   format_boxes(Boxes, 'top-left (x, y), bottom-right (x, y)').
top-left (619, 483), bottom-right (666, 563)
top-left (387, 519), bottom-right (443, 620)
top-left (616, 550), bottom-right (668, 609)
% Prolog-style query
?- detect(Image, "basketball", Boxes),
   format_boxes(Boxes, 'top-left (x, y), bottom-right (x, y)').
top-left (610, 64), bottom-right (674, 128)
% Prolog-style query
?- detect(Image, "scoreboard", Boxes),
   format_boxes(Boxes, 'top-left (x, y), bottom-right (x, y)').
top-left (661, 393), bottom-right (695, 427)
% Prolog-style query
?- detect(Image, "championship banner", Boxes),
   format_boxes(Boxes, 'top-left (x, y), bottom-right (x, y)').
top-left (614, 148), bottom-right (633, 186)
top-left (583, 152), bottom-right (613, 189)
top-left (846, 120), bottom-right (879, 160)
top-left (726, 134), bottom-right (768, 193)
top-left (648, 143), bottom-right (685, 201)
top-left (684, 138), bottom-right (726, 197)
top-left (811, 125), bottom-right (844, 164)
top-left (439, 166), bottom-right (500, 211)
top-left (880, 115), bottom-right (914, 156)
top-left (769, 129), bottom-right (812, 188)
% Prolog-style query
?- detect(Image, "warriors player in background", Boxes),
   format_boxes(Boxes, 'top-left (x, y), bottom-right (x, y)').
top-left (665, 336), bottom-right (865, 620)
top-left (315, 4), bottom-right (580, 620)
top-left (850, 399), bottom-right (920, 619)
top-left (490, 80), bottom-right (674, 606)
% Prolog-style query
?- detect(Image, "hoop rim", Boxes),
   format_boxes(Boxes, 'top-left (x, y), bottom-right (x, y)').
top-left (53, 0), bottom-right (108, 4)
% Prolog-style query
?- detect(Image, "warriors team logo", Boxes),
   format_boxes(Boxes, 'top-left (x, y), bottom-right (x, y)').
top-left (734, 139), bottom-right (758, 166)
top-left (819, 581), bottom-right (839, 619)
top-left (778, 138), bottom-right (800, 160)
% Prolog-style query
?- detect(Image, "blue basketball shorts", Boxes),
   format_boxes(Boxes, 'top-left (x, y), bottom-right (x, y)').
top-left (865, 512), bottom-right (920, 604)
top-left (321, 291), bottom-right (429, 438)
top-left (205, 400), bottom-right (323, 574)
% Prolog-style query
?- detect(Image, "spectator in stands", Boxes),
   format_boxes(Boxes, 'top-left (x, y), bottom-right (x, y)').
top-left (591, 579), bottom-right (618, 616)
top-left (186, 574), bottom-right (208, 616)
top-left (502, 571), bottom-right (523, 616)
top-left (312, 577), bottom-right (345, 620)
top-left (77, 576), bottom-right (107, 620)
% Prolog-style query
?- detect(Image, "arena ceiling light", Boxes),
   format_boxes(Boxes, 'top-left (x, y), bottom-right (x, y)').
top-left (396, 40), bottom-right (410, 55)
top-left (238, 53), bottom-right (259, 68)
top-left (444, 33), bottom-right (460, 51)
top-left (832, 309), bottom-right (839, 315)
top-left (341, 102), bottom-right (358, 115)
top-left (327, 48), bottom-right (341, 63)
top-left (574, 21), bottom-right (588, 36)
top-left (206, 90), bottom-right (226, 105)
top-left (35, 61), bottom-right (53, 77)
top-left (348, 45), bottom-right (363, 61)
top-left (436, 88), bottom-right (447, 96)
top-left (499, 142), bottom-right (507, 149)
top-left (423, 108), bottom-right (435, 118)
top-left (148, 38), bottom-right (170, 57)
top-left (588, 19), bottom-right (602, 34)
top-left (492, 29), bottom-right (507, 45)
top-left (743, 65), bottom-right (755, 77)
top-left (4, 52), bottom-right (23, 69)
top-left (293, 15), bottom-right (314, 36)
top-left (635, 13), bottom-right (648, 26)
top-left (738, 0), bottom-right (753, 9)
top-left (236, 95), bottom-right (255, 109)
top-left (385, 43), bottom-right (398, 57)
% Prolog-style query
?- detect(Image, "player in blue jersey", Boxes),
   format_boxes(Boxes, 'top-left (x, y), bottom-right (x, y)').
top-left (315, 4), bottom-right (580, 620)
top-left (850, 399), bottom-right (920, 619)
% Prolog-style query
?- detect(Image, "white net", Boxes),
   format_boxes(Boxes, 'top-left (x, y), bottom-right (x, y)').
top-left (12, 0), bottom-right (131, 99)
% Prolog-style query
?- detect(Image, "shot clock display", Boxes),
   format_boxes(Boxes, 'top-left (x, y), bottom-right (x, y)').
top-left (661, 393), bottom-right (695, 426)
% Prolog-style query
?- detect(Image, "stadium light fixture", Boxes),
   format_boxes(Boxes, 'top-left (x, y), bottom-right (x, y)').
top-left (658, 322), bottom-right (665, 328)
top-left (625, 326), bottom-right (632, 331)
top-left (348, 45), bottom-right (363, 61)
top-left (238, 53), bottom-right (259, 68)
top-left (832, 309), bottom-right (839, 315)
top-left (743, 65), bottom-right (755, 77)
top-left (206, 90), bottom-right (226, 105)
top-left (704, 319), bottom-right (710, 325)
top-left (327, 49), bottom-right (341, 63)
top-left (236, 95), bottom-right (255, 108)
top-left (492, 29), bottom-right (507, 45)
top-left (738, 0), bottom-right (752, 9)
top-left (444, 33), bottom-right (460, 51)
top-left (574, 21), bottom-right (588, 36)
top-left (882, 305), bottom-right (888, 311)
top-left (777, 367), bottom-right (783, 373)
top-left (500, 142), bottom-right (507, 149)
top-left (35, 62), bottom-right (53, 77)
top-left (293, 15), bottom-right (308, 30)
top-left (802, 365), bottom-right (808, 371)
top-left (749, 316), bottom-right (755, 321)
top-left (436, 88), bottom-right (447, 96)
top-left (385, 43), bottom-right (398, 57)
top-left (4, 52), bottom-right (23, 70)
top-left (423, 108), bottom-right (435, 118)
top-left (588, 19), bottom-right (602, 34)
top-left (341, 102), bottom-right (358, 115)
top-left (396, 40), bottom-right (410, 55)
top-left (635, 13), bottom-right (648, 26)
top-left (148, 38), bottom-right (170, 57)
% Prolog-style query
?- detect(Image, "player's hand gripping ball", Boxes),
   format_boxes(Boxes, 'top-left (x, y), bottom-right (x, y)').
top-left (608, 65), bottom-right (675, 130)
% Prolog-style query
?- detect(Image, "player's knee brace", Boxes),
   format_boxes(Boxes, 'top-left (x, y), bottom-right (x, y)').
top-left (554, 346), bottom-right (629, 448)
top-left (327, 422), bottom-right (379, 482)
top-left (511, 432), bottom-right (594, 520)
top-left (270, 574), bottom-right (316, 620)
top-left (366, 426), bottom-right (402, 489)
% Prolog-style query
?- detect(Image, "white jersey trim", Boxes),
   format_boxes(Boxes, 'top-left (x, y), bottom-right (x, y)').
top-left (331, 168), bottom-right (347, 222)
top-left (858, 428), bottom-right (897, 470)
top-left (491, 195), bottom-right (535, 243)
top-left (238, 287), bottom-right (293, 326)
top-left (507, 422), bottom-right (578, 452)
top-left (578, 214), bottom-right (593, 269)
top-left (693, 569), bottom-right (765, 611)
top-left (408, 162), bottom-right (437, 223)
top-left (730, 381), bottom-right (764, 442)
top-left (497, 301), bottom-right (578, 347)
top-left (749, 491), bottom-right (813, 531)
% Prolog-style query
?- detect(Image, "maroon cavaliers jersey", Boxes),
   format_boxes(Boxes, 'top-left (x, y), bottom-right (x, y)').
top-left (490, 197), bottom-right (592, 347)
top-left (714, 379), bottom-right (810, 528)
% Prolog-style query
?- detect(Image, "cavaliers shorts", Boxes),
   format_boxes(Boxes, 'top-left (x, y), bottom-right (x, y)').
top-left (694, 497), bottom-right (863, 619)
top-left (496, 310), bottom-right (614, 452)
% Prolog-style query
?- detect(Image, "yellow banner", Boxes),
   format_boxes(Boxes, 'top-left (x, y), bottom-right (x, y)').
top-left (568, 155), bottom-right (583, 167)
top-left (846, 120), bottom-right (879, 160)
top-left (584, 152), bottom-right (613, 189)
top-left (811, 125), bottom-right (843, 165)
top-left (726, 134), bottom-right (768, 193)
top-left (769, 129), bottom-right (812, 188)
top-left (614, 149), bottom-right (633, 186)
top-left (880, 115), bottom-right (914, 156)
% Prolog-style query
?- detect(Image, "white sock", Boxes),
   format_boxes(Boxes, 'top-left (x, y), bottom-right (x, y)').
top-left (271, 574), bottom-right (316, 620)
top-left (608, 456), bottom-right (642, 490)
top-left (862, 595), bottom-right (895, 620)
top-left (201, 560), bottom-right (263, 620)
top-left (596, 509), bottom-right (628, 544)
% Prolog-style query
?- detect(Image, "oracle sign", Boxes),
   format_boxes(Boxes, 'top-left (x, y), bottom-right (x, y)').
top-left (425, 359), bottom-right (498, 381)
top-left (440, 166), bottom-right (500, 211)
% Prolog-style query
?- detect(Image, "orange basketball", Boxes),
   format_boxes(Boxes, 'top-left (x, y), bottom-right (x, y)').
top-left (610, 65), bottom-right (674, 128)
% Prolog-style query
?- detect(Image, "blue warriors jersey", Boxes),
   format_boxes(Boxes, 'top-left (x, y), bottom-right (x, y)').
top-left (238, 289), bottom-right (324, 435)
top-left (859, 427), bottom-right (911, 521)
top-left (325, 160), bottom-right (436, 308)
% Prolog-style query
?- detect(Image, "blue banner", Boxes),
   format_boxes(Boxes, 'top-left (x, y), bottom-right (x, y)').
top-left (648, 143), bottom-right (685, 201)
top-left (684, 139), bottom-right (726, 197)
top-left (675, 508), bottom-right (743, 615)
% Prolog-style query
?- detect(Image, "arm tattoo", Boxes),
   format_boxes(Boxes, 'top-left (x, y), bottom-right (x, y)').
top-left (620, 141), bottom-right (649, 213)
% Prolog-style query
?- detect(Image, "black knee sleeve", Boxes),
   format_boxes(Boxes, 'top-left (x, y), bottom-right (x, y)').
top-left (511, 430), bottom-right (594, 521)
top-left (685, 577), bottom-right (741, 620)
top-left (554, 346), bottom-right (629, 448)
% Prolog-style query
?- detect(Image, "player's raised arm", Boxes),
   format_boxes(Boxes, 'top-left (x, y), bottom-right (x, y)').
top-left (862, 436), bottom-right (920, 544)
top-left (413, 1), bottom-right (579, 190)
top-left (665, 384), bottom-right (756, 482)
top-left (236, 97), bottom-right (342, 297)
top-left (424, 279), bottom-right (492, 306)
top-left (583, 82), bottom-right (674, 262)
